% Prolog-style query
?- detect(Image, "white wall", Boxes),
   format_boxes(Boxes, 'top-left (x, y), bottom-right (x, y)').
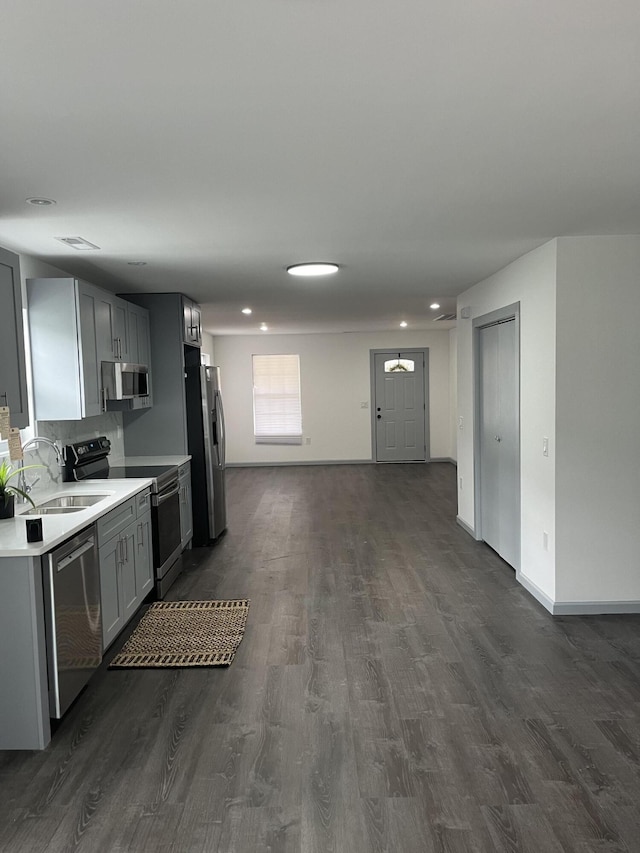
top-left (555, 236), bottom-right (640, 603)
top-left (213, 329), bottom-right (452, 465)
top-left (456, 240), bottom-right (557, 602)
top-left (201, 331), bottom-right (215, 365)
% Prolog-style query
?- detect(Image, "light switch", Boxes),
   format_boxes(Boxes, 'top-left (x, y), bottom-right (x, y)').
top-left (543, 437), bottom-right (549, 457)
top-left (360, 401), bottom-right (369, 409)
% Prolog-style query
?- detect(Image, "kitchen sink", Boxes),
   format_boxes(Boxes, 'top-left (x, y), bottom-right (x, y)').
top-left (39, 495), bottom-right (107, 508)
top-left (22, 506), bottom-right (87, 515)
top-left (22, 494), bottom-right (109, 515)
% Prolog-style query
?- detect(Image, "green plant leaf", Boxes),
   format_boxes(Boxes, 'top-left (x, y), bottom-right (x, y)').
top-left (3, 486), bottom-right (37, 509)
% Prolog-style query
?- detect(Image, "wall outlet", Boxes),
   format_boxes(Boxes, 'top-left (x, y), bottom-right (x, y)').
top-left (458, 417), bottom-right (463, 430)
top-left (543, 531), bottom-right (549, 551)
top-left (305, 437), bottom-right (311, 445)
top-left (459, 476), bottom-right (463, 490)
top-left (543, 437), bottom-right (549, 457)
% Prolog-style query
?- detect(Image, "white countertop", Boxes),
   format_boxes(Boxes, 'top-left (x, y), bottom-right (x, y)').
top-left (0, 479), bottom-right (154, 558)
top-left (0, 455), bottom-right (191, 558)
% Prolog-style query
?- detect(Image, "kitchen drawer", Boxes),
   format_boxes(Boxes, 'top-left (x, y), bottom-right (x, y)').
top-left (136, 489), bottom-right (151, 517)
top-left (97, 498), bottom-right (136, 547)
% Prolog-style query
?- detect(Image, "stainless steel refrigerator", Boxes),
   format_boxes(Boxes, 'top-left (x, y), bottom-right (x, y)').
top-left (185, 364), bottom-right (227, 545)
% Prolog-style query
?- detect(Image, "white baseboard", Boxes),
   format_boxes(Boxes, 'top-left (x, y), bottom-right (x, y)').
top-left (517, 572), bottom-right (640, 615)
top-left (516, 573), bottom-right (555, 614)
top-left (226, 459), bottom-right (374, 468)
top-left (456, 515), bottom-right (478, 539)
top-left (552, 600), bottom-right (640, 615)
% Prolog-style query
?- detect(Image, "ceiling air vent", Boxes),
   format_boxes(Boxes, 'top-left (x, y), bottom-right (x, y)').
top-left (57, 236), bottom-right (101, 251)
top-left (434, 312), bottom-right (456, 321)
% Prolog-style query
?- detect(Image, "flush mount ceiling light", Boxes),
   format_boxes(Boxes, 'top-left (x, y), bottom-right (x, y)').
top-left (127, 261), bottom-right (147, 266)
top-left (260, 323), bottom-right (268, 331)
top-left (242, 307), bottom-right (252, 315)
top-left (430, 302), bottom-right (440, 310)
top-left (57, 236), bottom-right (100, 251)
top-left (287, 263), bottom-right (339, 277)
top-left (26, 197), bottom-right (56, 206)
top-left (400, 321), bottom-right (408, 328)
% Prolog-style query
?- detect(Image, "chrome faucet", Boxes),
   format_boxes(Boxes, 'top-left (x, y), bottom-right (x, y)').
top-left (17, 437), bottom-right (63, 501)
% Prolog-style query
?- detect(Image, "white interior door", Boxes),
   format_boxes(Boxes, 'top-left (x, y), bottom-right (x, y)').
top-left (373, 351), bottom-right (426, 462)
top-left (478, 319), bottom-right (520, 568)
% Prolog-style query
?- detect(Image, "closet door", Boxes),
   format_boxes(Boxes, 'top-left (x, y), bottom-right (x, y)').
top-left (478, 318), bottom-right (519, 569)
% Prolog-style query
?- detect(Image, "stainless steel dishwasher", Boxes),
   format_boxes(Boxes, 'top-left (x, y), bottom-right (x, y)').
top-left (43, 525), bottom-right (102, 718)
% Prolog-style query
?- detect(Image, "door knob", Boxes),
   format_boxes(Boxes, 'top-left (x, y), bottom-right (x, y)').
top-left (377, 414), bottom-right (382, 419)
top-left (377, 407), bottom-right (381, 412)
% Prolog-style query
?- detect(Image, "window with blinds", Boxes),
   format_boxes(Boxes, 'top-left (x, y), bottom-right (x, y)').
top-left (252, 354), bottom-right (302, 444)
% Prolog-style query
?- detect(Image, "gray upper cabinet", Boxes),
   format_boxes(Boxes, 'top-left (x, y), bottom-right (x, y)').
top-left (28, 278), bottom-right (103, 420)
top-left (0, 247), bottom-right (29, 429)
top-left (95, 291), bottom-right (131, 361)
top-left (127, 302), bottom-right (151, 366)
top-left (27, 278), bottom-right (153, 421)
top-left (113, 299), bottom-right (129, 361)
top-left (182, 296), bottom-right (202, 347)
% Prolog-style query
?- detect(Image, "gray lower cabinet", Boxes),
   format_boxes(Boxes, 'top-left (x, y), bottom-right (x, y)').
top-left (179, 462), bottom-right (193, 548)
top-left (135, 491), bottom-right (154, 599)
top-left (98, 491), bottom-right (153, 650)
top-left (0, 246), bottom-right (30, 428)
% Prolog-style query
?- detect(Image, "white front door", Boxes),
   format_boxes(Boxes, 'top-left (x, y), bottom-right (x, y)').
top-left (373, 351), bottom-right (426, 462)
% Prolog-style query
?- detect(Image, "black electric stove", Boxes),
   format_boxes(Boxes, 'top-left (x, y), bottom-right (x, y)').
top-left (62, 437), bottom-right (177, 493)
top-left (107, 465), bottom-right (176, 491)
top-left (63, 437), bottom-right (184, 598)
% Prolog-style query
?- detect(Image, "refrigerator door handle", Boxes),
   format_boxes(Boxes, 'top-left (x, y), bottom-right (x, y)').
top-left (216, 391), bottom-right (226, 468)
top-left (211, 410), bottom-right (218, 446)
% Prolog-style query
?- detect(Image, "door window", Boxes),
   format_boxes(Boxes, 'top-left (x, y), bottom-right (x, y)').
top-left (384, 358), bottom-right (415, 373)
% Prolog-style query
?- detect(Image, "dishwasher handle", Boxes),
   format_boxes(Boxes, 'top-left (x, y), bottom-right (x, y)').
top-left (154, 483), bottom-right (180, 505)
top-left (57, 537), bottom-right (95, 571)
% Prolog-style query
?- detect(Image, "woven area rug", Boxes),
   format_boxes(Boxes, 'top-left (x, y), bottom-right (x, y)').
top-left (109, 599), bottom-right (250, 668)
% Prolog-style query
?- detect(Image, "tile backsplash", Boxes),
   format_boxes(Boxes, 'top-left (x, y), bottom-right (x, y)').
top-left (20, 413), bottom-right (124, 500)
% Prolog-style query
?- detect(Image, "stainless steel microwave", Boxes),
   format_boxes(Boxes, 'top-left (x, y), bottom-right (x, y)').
top-left (101, 362), bottom-right (149, 402)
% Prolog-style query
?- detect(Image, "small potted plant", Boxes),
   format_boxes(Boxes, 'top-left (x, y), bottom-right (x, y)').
top-left (0, 459), bottom-right (42, 519)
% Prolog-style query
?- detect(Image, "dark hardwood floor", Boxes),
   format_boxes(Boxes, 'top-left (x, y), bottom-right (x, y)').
top-left (2, 463), bottom-right (640, 852)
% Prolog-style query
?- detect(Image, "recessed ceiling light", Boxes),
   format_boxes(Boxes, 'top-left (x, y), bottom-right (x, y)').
top-left (400, 321), bottom-right (408, 328)
top-left (242, 307), bottom-right (252, 315)
top-left (430, 303), bottom-right (440, 310)
top-left (287, 263), bottom-right (339, 277)
top-left (26, 197), bottom-right (56, 206)
top-left (127, 261), bottom-right (147, 266)
top-left (260, 323), bottom-right (268, 331)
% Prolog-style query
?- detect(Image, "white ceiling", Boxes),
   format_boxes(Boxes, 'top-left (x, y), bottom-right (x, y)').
top-left (1, 1), bottom-right (639, 335)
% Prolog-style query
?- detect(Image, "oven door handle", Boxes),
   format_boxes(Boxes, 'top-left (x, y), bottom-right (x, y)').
top-left (155, 483), bottom-right (180, 505)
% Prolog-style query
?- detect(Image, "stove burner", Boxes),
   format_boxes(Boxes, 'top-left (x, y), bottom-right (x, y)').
top-left (108, 465), bottom-right (175, 479)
